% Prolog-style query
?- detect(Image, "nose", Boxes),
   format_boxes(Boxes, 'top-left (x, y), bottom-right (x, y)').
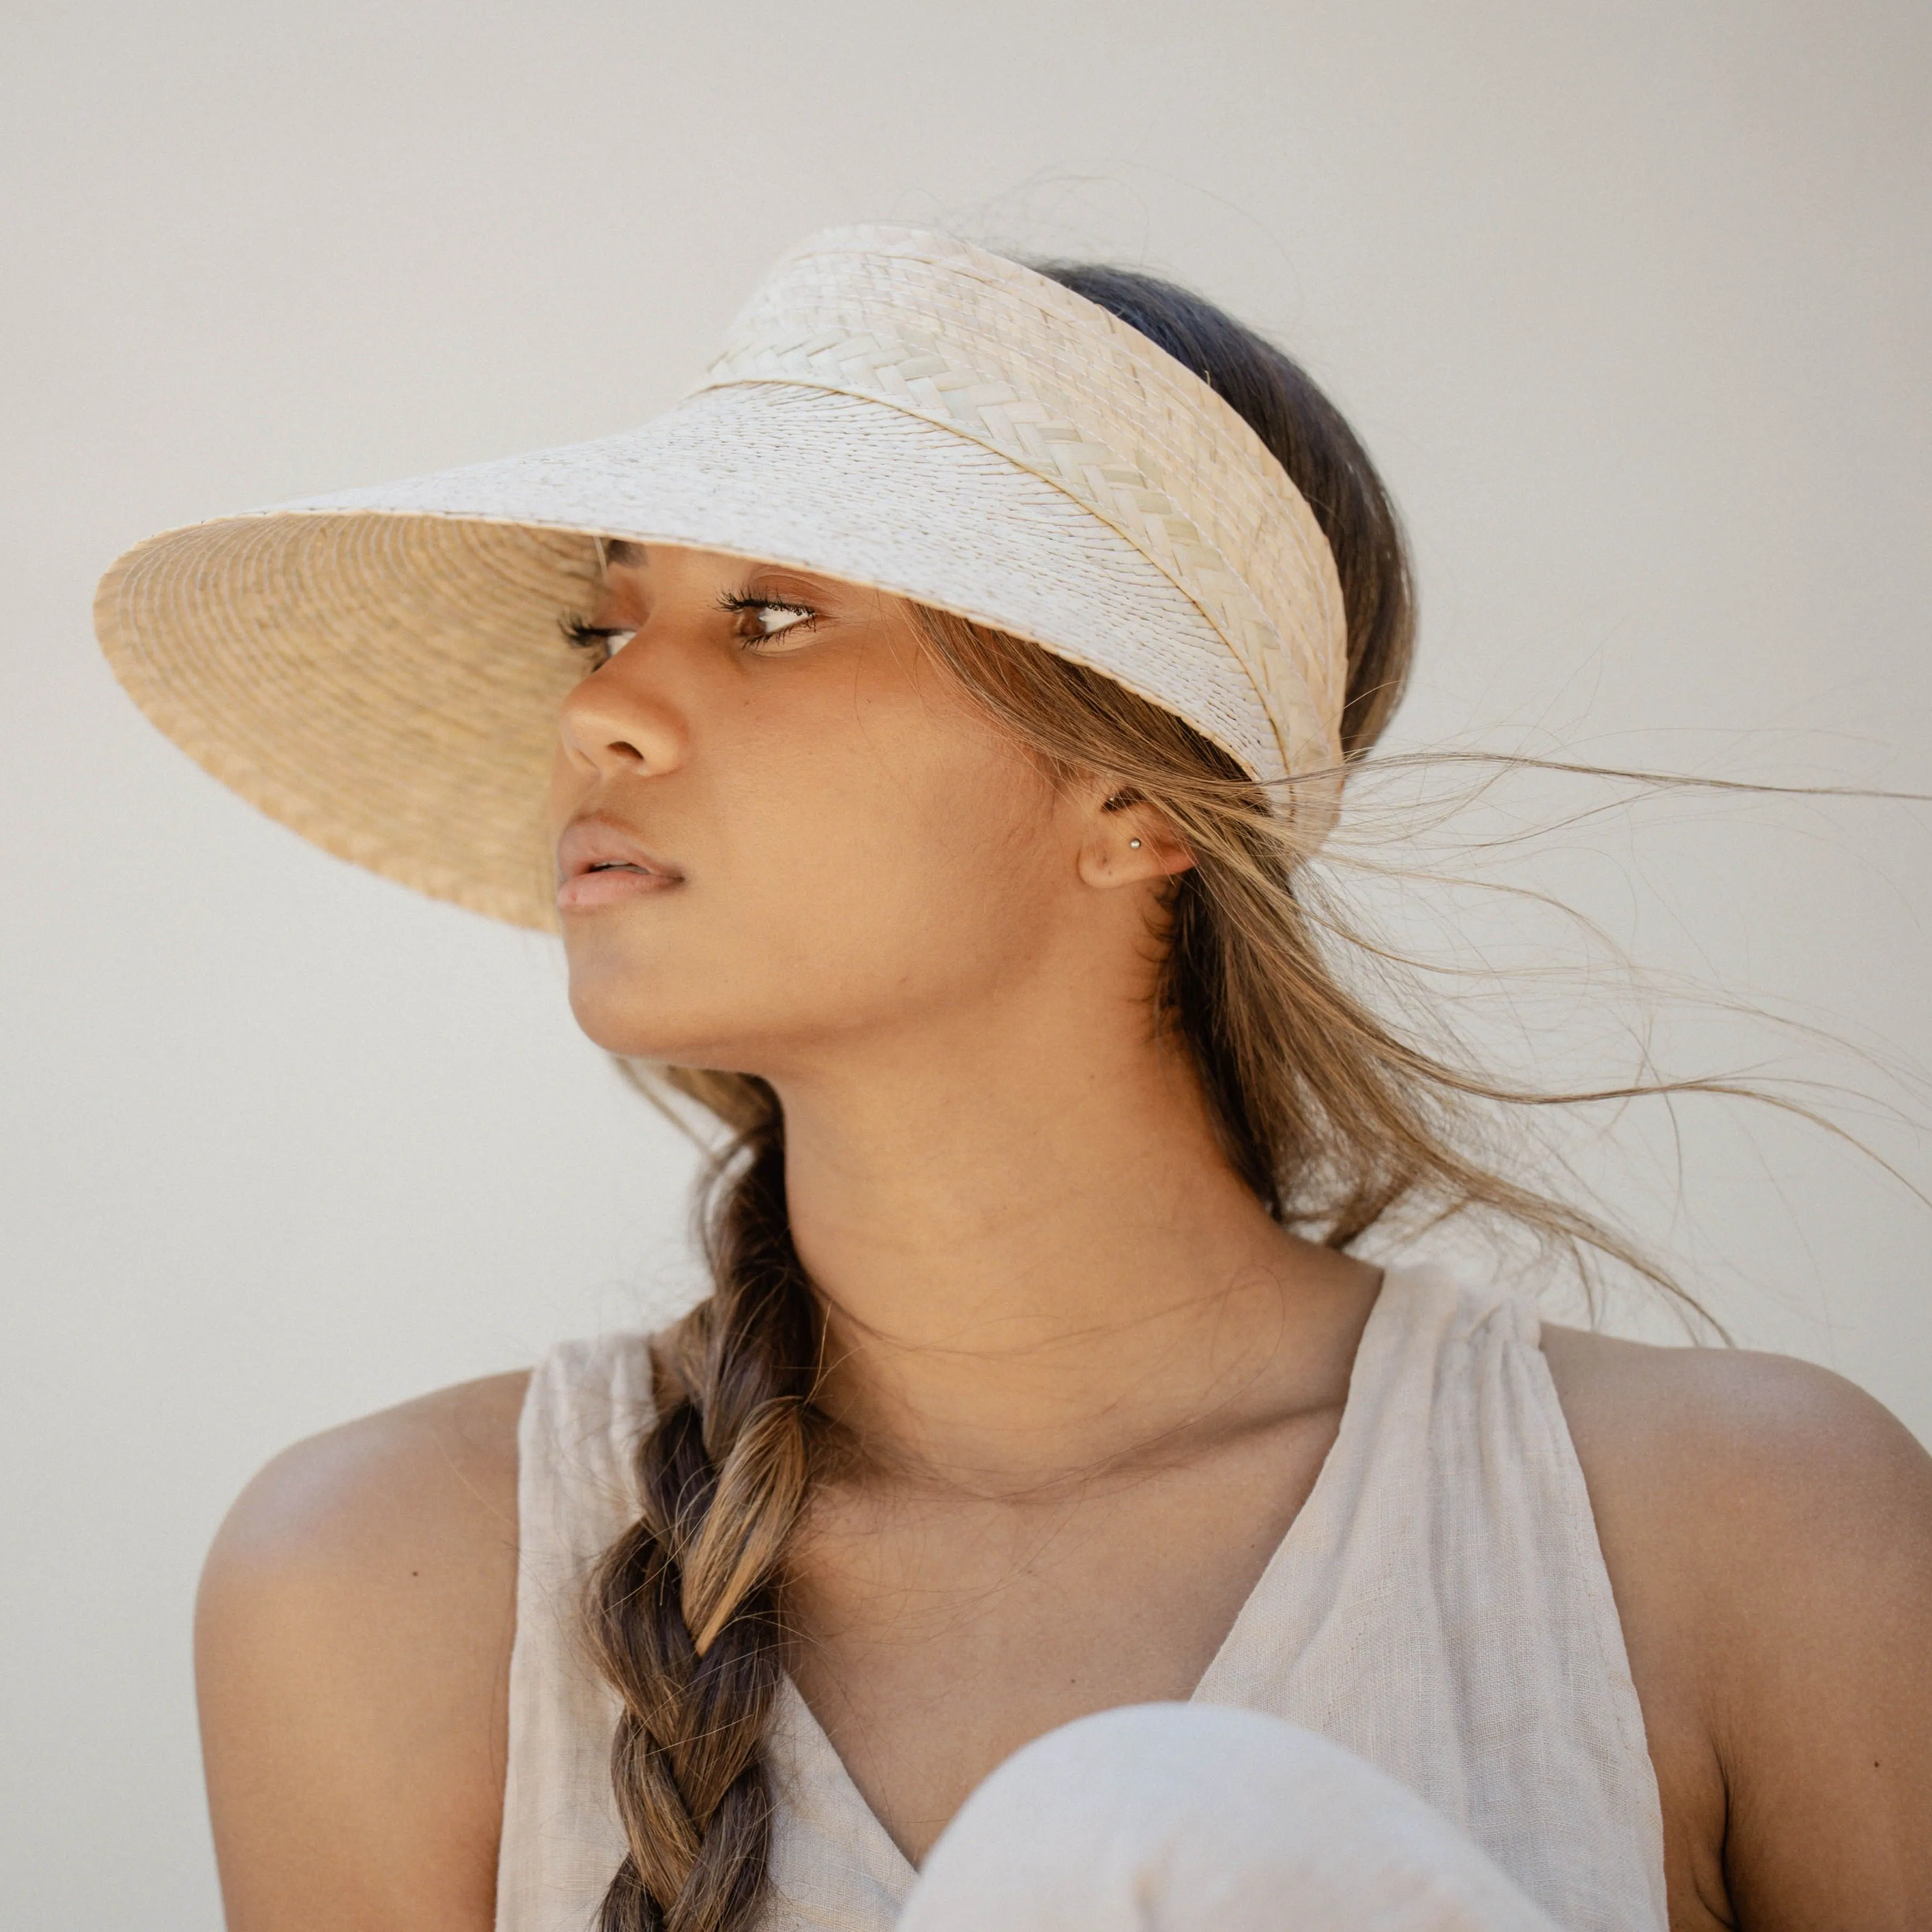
top-left (555, 641), bottom-right (689, 780)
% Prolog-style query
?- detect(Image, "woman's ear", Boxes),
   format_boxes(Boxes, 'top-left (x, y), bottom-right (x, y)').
top-left (1077, 785), bottom-right (1196, 889)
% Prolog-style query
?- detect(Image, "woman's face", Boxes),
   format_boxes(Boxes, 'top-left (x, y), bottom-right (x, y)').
top-left (548, 545), bottom-right (1124, 1076)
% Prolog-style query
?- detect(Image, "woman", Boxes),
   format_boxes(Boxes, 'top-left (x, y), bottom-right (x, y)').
top-left (96, 229), bottom-right (1930, 1931)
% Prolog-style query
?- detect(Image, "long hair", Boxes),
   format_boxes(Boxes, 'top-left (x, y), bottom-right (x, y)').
top-left (581, 259), bottom-right (1666, 1931)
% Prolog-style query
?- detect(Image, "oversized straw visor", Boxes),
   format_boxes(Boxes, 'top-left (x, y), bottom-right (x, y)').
top-left (93, 226), bottom-right (1350, 931)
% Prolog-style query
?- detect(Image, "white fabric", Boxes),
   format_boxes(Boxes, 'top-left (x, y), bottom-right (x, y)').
top-left (494, 1268), bottom-right (1668, 1932)
top-left (897, 1704), bottom-right (1561, 1932)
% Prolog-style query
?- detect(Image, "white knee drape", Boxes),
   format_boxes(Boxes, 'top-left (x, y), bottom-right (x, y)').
top-left (897, 1706), bottom-right (1564, 1932)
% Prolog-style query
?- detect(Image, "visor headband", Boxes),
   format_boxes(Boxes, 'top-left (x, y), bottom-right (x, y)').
top-left (697, 228), bottom-right (1349, 789)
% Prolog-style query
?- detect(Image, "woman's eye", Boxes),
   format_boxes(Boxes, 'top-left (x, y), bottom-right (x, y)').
top-left (561, 616), bottom-right (634, 667)
top-left (722, 595), bottom-right (821, 652)
top-left (752, 604), bottom-right (815, 643)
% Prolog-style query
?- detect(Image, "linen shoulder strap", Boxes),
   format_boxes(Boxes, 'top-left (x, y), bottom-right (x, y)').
top-left (1195, 1266), bottom-right (1669, 1932)
top-left (496, 1335), bottom-right (649, 1932)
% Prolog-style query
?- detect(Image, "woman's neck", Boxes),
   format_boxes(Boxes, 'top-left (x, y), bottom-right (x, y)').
top-left (769, 984), bottom-right (1379, 1494)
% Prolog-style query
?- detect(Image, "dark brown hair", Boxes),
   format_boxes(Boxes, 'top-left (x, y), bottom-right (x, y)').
top-left (1034, 261), bottom-right (1413, 760)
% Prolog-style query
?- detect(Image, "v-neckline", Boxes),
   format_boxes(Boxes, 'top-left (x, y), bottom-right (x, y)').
top-left (770, 1267), bottom-right (1401, 1896)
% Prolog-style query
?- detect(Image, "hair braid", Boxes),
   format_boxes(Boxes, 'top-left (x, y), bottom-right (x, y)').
top-left (586, 1095), bottom-right (821, 1932)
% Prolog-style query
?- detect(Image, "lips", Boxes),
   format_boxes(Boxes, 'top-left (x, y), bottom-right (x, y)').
top-left (555, 815), bottom-right (685, 912)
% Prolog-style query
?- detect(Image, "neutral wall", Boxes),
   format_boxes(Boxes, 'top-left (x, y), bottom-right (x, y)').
top-left (3, 1), bottom-right (1927, 1923)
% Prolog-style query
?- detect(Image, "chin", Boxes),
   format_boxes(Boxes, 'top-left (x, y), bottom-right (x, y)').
top-left (561, 935), bottom-right (916, 1073)
top-left (564, 970), bottom-right (764, 1072)
top-left (569, 996), bottom-right (709, 1065)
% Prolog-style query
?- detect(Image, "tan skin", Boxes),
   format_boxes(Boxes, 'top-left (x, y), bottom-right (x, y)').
top-left (197, 547), bottom-right (1932, 1930)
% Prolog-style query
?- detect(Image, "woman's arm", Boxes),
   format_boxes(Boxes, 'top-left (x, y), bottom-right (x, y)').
top-left (194, 1372), bottom-right (528, 1931)
top-left (1546, 1328), bottom-right (1932, 1930)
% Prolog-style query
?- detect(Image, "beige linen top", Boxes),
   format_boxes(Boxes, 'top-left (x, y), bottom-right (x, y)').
top-left (494, 1267), bottom-right (1669, 1932)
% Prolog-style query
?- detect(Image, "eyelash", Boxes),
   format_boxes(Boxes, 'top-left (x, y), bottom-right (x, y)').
top-left (716, 589), bottom-right (821, 649)
top-left (560, 614), bottom-right (630, 665)
top-left (558, 591), bottom-right (821, 667)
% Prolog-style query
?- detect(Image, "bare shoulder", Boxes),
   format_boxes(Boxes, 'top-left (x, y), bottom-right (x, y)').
top-left (1540, 1322), bottom-right (1932, 1549)
top-left (1541, 1324), bottom-right (1932, 1928)
top-left (197, 1371), bottom-right (530, 1932)
top-left (208, 1368), bottom-right (529, 1579)
top-left (1539, 1322), bottom-right (1932, 1657)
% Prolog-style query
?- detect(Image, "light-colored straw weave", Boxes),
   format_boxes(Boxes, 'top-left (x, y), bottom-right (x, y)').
top-left (701, 229), bottom-right (1345, 784)
top-left (93, 227), bottom-right (1348, 931)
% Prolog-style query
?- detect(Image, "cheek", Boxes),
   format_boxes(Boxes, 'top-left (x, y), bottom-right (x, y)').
top-left (546, 743), bottom-right (579, 852)
top-left (722, 704), bottom-right (1064, 986)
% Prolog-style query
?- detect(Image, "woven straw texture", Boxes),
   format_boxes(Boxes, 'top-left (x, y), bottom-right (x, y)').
top-left (93, 227), bottom-right (1348, 931)
top-left (704, 228), bottom-right (1345, 779)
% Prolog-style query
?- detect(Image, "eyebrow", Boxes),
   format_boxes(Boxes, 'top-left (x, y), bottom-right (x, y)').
top-left (601, 538), bottom-right (647, 569)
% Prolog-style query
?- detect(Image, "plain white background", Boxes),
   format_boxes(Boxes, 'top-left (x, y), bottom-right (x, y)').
top-left (3, 1), bottom-right (1928, 1922)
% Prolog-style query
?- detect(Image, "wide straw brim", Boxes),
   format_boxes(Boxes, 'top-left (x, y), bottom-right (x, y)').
top-left (96, 383), bottom-right (1294, 931)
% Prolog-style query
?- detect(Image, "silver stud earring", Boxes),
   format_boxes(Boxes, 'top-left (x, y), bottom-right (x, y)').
top-left (1129, 838), bottom-right (1143, 849)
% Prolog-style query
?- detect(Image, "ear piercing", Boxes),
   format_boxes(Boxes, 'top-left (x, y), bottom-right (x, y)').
top-left (1129, 838), bottom-right (1143, 848)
